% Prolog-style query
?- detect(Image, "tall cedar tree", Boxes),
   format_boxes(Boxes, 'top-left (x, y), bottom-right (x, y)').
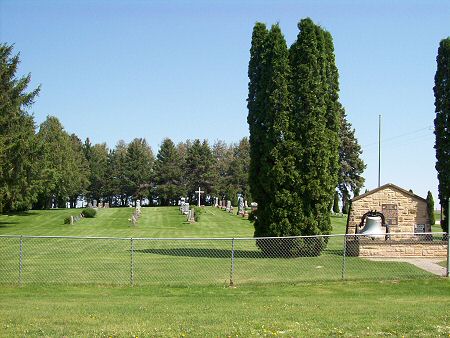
top-left (289, 18), bottom-right (341, 235)
top-left (154, 138), bottom-right (184, 205)
top-left (248, 24), bottom-right (296, 239)
top-left (434, 37), bottom-right (450, 232)
top-left (0, 44), bottom-right (40, 212)
top-left (247, 23), bottom-right (269, 212)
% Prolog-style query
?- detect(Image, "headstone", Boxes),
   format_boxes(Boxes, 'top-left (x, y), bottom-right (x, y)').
top-left (181, 203), bottom-right (190, 215)
top-left (93, 200), bottom-right (97, 208)
top-left (187, 209), bottom-right (195, 222)
top-left (251, 202), bottom-right (258, 212)
top-left (104, 202), bottom-right (110, 208)
top-left (70, 216), bottom-right (74, 225)
top-left (87, 202), bottom-right (92, 208)
top-left (226, 200), bottom-right (231, 212)
top-left (238, 195), bottom-right (244, 215)
top-left (214, 197), bottom-right (219, 207)
top-left (244, 200), bottom-right (248, 209)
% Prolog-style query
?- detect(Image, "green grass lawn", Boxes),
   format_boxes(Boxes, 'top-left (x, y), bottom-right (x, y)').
top-left (0, 208), bottom-right (449, 336)
top-left (0, 207), bottom-right (440, 286)
top-left (0, 279), bottom-right (449, 337)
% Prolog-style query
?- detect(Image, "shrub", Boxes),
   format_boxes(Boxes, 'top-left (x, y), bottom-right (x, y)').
top-left (82, 208), bottom-right (97, 218)
top-left (193, 206), bottom-right (203, 222)
top-left (64, 217), bottom-right (71, 224)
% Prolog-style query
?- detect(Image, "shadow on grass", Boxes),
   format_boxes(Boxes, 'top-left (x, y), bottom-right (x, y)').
top-left (6, 211), bottom-right (39, 217)
top-left (0, 221), bottom-right (18, 227)
top-left (135, 247), bottom-right (266, 259)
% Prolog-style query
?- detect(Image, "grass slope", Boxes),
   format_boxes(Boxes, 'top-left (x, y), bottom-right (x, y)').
top-left (0, 208), bottom-right (436, 286)
top-left (0, 279), bottom-right (449, 337)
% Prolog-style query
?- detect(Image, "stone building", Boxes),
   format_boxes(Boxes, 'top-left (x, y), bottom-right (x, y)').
top-left (344, 184), bottom-right (446, 258)
top-left (346, 183), bottom-right (430, 235)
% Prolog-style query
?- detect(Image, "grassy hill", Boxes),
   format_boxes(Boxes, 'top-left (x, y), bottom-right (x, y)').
top-left (0, 206), bottom-right (347, 237)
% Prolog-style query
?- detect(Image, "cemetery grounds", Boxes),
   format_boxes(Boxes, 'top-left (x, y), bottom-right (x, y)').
top-left (0, 207), bottom-right (449, 337)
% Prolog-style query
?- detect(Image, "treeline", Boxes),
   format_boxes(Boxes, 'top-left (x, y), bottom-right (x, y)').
top-left (0, 43), bottom-right (251, 212)
top-left (1, 37), bottom-right (365, 215)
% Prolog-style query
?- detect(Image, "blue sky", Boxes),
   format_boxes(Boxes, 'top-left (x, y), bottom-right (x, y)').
top-left (1, 0), bottom-right (449, 203)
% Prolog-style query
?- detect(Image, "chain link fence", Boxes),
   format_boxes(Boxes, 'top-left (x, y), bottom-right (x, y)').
top-left (0, 233), bottom-right (448, 286)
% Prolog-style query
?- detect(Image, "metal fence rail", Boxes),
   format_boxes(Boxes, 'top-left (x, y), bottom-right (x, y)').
top-left (0, 233), bottom-right (448, 286)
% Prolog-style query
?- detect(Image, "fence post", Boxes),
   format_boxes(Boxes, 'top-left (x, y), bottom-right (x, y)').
top-left (341, 234), bottom-right (346, 280)
top-left (229, 238), bottom-right (235, 287)
top-left (19, 235), bottom-right (23, 286)
top-left (130, 238), bottom-right (134, 286)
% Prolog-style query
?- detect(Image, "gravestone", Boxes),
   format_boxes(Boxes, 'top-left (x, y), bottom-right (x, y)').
top-left (187, 208), bottom-right (195, 222)
top-left (251, 202), bottom-right (258, 212)
top-left (244, 200), bottom-right (248, 209)
top-left (93, 200), bottom-right (97, 208)
top-left (226, 200), bottom-right (231, 212)
top-left (238, 195), bottom-right (245, 215)
top-left (104, 202), bottom-right (110, 208)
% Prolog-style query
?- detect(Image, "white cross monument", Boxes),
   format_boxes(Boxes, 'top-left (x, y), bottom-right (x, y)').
top-left (196, 187), bottom-right (204, 207)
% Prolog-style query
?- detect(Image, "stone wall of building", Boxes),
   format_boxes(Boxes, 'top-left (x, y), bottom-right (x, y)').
top-left (346, 240), bottom-right (447, 257)
top-left (347, 185), bottom-right (429, 235)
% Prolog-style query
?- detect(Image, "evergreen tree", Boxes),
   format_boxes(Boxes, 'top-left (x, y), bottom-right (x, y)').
top-left (248, 24), bottom-right (295, 240)
top-left (0, 44), bottom-right (40, 212)
top-left (211, 140), bottom-right (234, 202)
top-left (106, 140), bottom-right (129, 206)
top-left (35, 116), bottom-right (79, 208)
top-left (426, 191), bottom-right (435, 227)
top-left (87, 143), bottom-right (109, 204)
top-left (67, 134), bottom-right (90, 208)
top-left (247, 22), bottom-right (269, 212)
top-left (289, 18), bottom-right (341, 236)
top-left (434, 37), bottom-right (450, 232)
top-left (229, 137), bottom-right (251, 201)
top-left (338, 109), bottom-right (365, 210)
top-left (154, 138), bottom-right (184, 205)
top-left (184, 139), bottom-right (214, 205)
top-left (125, 138), bottom-right (154, 204)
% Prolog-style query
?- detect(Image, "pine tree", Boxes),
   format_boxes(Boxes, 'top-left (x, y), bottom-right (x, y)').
top-left (126, 138), bottom-right (154, 204)
top-left (0, 44), bottom-right (40, 212)
top-left (184, 139), bottom-right (214, 205)
top-left (35, 116), bottom-right (80, 208)
top-left (434, 37), bottom-right (450, 232)
top-left (426, 191), bottom-right (435, 227)
top-left (154, 138), bottom-right (184, 205)
top-left (338, 109), bottom-right (365, 206)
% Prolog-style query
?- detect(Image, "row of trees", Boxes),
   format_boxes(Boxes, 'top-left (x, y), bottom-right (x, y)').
top-left (0, 43), bottom-right (252, 212)
top-left (247, 18), bottom-right (365, 241)
top-left (1, 39), bottom-right (363, 215)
